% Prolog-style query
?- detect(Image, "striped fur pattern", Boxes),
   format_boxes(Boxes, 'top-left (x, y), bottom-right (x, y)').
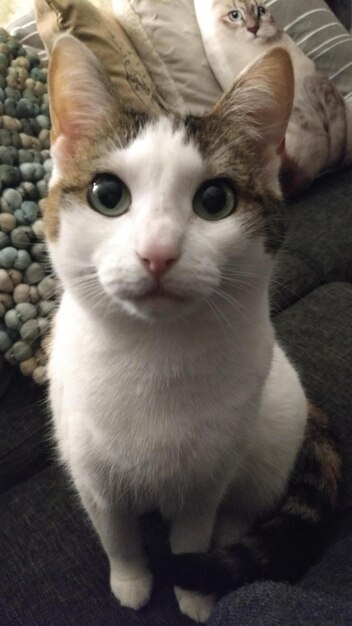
top-left (169, 403), bottom-right (342, 596)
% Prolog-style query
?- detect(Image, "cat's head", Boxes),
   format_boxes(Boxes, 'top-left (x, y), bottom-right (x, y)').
top-left (46, 35), bottom-right (293, 323)
top-left (214, 0), bottom-right (279, 41)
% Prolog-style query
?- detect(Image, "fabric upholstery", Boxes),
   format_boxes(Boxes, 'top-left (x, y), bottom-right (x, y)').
top-left (272, 167), bottom-right (352, 312)
top-left (0, 370), bottom-right (50, 494)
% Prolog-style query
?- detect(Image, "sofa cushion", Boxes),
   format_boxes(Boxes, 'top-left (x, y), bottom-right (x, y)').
top-left (209, 577), bottom-right (352, 626)
top-left (0, 370), bottom-right (50, 494)
top-left (272, 168), bottom-right (352, 313)
top-left (0, 465), bottom-right (190, 626)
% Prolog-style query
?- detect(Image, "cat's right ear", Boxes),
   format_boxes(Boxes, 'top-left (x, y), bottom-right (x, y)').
top-left (211, 47), bottom-right (294, 154)
top-left (48, 34), bottom-right (116, 168)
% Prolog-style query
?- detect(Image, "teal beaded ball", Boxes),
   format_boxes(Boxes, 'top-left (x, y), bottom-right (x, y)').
top-left (0, 29), bottom-right (57, 384)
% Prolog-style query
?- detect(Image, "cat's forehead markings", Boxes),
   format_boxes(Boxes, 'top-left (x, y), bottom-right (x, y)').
top-left (105, 117), bottom-right (204, 182)
top-left (45, 116), bottom-right (203, 241)
top-left (185, 115), bottom-right (252, 186)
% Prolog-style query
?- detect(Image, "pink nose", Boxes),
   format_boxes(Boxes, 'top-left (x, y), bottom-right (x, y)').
top-left (138, 252), bottom-right (179, 278)
top-left (247, 25), bottom-right (258, 34)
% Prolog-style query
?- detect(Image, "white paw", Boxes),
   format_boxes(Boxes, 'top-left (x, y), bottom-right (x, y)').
top-left (110, 570), bottom-right (153, 610)
top-left (175, 587), bottom-right (215, 623)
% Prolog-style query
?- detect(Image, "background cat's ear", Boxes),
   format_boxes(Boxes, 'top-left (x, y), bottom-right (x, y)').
top-left (212, 47), bottom-right (294, 151)
top-left (48, 34), bottom-right (116, 165)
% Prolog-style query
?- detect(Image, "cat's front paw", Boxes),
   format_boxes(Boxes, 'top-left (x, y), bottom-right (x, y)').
top-left (110, 570), bottom-right (153, 610)
top-left (175, 586), bottom-right (215, 623)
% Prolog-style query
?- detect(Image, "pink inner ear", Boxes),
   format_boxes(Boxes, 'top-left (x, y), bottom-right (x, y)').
top-left (50, 83), bottom-right (96, 161)
top-left (49, 39), bottom-right (108, 159)
top-left (50, 100), bottom-right (85, 160)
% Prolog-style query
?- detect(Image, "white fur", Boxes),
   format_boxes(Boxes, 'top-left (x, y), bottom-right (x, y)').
top-left (48, 118), bottom-right (307, 622)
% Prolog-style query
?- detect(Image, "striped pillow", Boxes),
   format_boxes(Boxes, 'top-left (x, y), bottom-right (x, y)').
top-left (6, 9), bottom-right (47, 61)
top-left (264, 0), bottom-right (352, 102)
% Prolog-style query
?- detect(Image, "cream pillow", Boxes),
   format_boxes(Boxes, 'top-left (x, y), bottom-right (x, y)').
top-left (113, 0), bottom-right (222, 115)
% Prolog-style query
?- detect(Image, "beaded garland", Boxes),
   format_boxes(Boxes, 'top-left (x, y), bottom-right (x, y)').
top-left (0, 28), bottom-right (56, 384)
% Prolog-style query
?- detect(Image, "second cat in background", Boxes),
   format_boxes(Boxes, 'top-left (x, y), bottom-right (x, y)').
top-left (195, 0), bottom-right (350, 196)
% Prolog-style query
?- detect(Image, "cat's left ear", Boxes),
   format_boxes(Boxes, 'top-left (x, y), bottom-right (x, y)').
top-left (48, 34), bottom-right (117, 167)
top-left (211, 47), bottom-right (294, 153)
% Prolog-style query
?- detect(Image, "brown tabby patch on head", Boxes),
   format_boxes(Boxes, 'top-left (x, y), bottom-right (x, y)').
top-left (45, 111), bottom-right (151, 241)
top-left (185, 114), bottom-right (284, 254)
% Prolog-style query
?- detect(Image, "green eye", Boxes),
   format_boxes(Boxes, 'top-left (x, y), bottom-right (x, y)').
top-left (88, 174), bottom-right (131, 217)
top-left (228, 10), bottom-right (242, 21)
top-left (193, 179), bottom-right (236, 221)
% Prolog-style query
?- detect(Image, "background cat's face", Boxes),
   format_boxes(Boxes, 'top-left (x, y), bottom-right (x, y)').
top-left (215, 0), bottom-right (278, 41)
top-left (46, 37), bottom-right (293, 323)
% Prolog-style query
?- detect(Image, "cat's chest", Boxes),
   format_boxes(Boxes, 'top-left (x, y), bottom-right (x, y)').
top-left (58, 331), bottom-right (255, 514)
top-left (54, 293), bottom-right (269, 415)
top-left (60, 323), bottom-right (256, 445)
top-left (51, 295), bottom-right (270, 500)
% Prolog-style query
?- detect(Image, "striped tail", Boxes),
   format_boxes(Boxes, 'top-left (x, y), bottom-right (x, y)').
top-left (169, 403), bottom-right (342, 597)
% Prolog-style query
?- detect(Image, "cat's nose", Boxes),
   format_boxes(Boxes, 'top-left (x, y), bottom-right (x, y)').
top-left (137, 250), bottom-right (179, 278)
top-left (247, 25), bottom-right (258, 35)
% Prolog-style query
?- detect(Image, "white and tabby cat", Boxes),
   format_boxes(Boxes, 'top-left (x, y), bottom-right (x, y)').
top-left (195, 0), bottom-right (348, 196)
top-left (46, 35), bottom-right (340, 623)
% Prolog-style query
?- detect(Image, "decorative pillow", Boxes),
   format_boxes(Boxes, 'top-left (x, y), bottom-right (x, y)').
top-left (34, 0), bottom-right (164, 114)
top-left (113, 0), bottom-right (222, 115)
top-left (0, 1), bottom-right (34, 29)
top-left (0, 27), bottom-right (54, 384)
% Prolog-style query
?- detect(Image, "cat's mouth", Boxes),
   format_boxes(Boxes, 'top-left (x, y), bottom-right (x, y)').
top-left (121, 284), bottom-right (193, 320)
top-left (130, 285), bottom-right (188, 304)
